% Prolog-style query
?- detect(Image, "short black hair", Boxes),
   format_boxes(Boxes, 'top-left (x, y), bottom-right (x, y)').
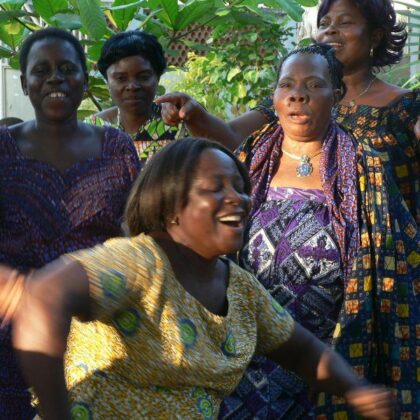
top-left (124, 138), bottom-right (251, 236)
top-left (277, 43), bottom-right (347, 100)
top-left (318, 0), bottom-right (407, 67)
top-left (19, 27), bottom-right (87, 74)
top-left (97, 31), bottom-right (166, 79)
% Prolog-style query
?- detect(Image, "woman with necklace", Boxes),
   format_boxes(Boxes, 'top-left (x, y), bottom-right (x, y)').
top-left (87, 31), bottom-right (186, 165)
top-left (160, 44), bottom-right (420, 418)
top-left (159, 0), bottom-right (419, 226)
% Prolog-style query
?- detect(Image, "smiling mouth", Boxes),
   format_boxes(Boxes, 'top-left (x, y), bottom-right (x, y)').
top-left (217, 213), bottom-right (245, 228)
top-left (326, 42), bottom-right (344, 49)
top-left (47, 92), bottom-right (67, 98)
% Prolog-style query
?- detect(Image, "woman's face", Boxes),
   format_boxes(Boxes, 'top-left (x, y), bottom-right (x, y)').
top-left (21, 38), bottom-right (86, 121)
top-left (315, 0), bottom-right (376, 71)
top-left (106, 55), bottom-right (159, 117)
top-left (168, 149), bottom-right (251, 260)
top-left (274, 53), bottom-right (336, 142)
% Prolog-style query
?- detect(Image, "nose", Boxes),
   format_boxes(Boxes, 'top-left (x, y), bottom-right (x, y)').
top-left (323, 22), bottom-right (337, 35)
top-left (223, 186), bottom-right (250, 209)
top-left (125, 79), bottom-right (141, 91)
top-left (288, 87), bottom-right (309, 104)
top-left (46, 68), bottom-right (64, 83)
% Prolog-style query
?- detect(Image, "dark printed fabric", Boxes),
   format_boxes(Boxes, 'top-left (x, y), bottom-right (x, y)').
top-left (0, 126), bottom-right (140, 418)
top-left (246, 105), bottom-right (420, 416)
top-left (255, 90), bottom-right (420, 224)
top-left (220, 187), bottom-right (343, 419)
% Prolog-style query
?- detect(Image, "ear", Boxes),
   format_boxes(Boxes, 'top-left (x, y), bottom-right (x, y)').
top-left (20, 74), bottom-right (28, 95)
top-left (371, 28), bottom-right (384, 50)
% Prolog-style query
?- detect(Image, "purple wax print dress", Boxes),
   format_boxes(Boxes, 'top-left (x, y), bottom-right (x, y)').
top-left (220, 187), bottom-right (343, 419)
top-left (0, 125), bottom-right (140, 419)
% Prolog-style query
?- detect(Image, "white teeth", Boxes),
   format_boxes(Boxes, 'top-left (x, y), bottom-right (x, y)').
top-left (219, 214), bottom-right (242, 222)
top-left (327, 43), bottom-right (343, 48)
top-left (49, 92), bottom-right (66, 98)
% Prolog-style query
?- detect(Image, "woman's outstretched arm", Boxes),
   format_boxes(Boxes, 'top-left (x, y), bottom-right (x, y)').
top-left (156, 92), bottom-right (268, 151)
top-left (0, 260), bottom-right (90, 420)
top-left (268, 323), bottom-right (393, 419)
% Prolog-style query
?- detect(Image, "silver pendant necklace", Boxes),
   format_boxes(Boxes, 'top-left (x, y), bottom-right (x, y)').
top-left (281, 148), bottom-right (322, 177)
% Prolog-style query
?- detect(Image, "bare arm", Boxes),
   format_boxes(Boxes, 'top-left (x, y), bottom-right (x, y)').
top-left (12, 260), bottom-right (90, 420)
top-left (156, 92), bottom-right (268, 150)
top-left (268, 323), bottom-right (393, 419)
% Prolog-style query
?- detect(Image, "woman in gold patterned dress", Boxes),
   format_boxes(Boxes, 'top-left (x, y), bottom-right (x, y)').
top-left (0, 138), bottom-right (393, 419)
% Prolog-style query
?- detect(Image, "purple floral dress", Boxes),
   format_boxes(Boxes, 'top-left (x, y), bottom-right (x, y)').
top-left (0, 125), bottom-right (140, 419)
top-left (220, 187), bottom-right (343, 419)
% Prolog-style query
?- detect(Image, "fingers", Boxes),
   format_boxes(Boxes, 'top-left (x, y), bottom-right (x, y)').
top-left (155, 92), bottom-right (189, 106)
top-left (414, 116), bottom-right (420, 141)
top-left (346, 386), bottom-right (395, 420)
top-left (161, 102), bottom-right (182, 126)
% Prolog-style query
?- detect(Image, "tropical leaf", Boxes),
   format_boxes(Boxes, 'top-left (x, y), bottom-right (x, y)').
top-left (175, 0), bottom-right (215, 31)
top-left (0, 21), bottom-right (25, 49)
top-left (108, 0), bottom-right (145, 11)
top-left (0, 9), bottom-right (33, 22)
top-left (77, 0), bottom-right (107, 40)
top-left (49, 12), bottom-right (82, 30)
top-left (296, 0), bottom-right (318, 6)
top-left (262, 0), bottom-right (303, 22)
top-left (112, 0), bottom-right (137, 30)
top-left (32, 0), bottom-right (67, 21)
top-left (0, 44), bottom-right (13, 58)
top-left (161, 0), bottom-right (179, 28)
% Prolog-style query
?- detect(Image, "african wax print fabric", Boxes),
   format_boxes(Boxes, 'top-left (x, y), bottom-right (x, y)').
top-left (0, 126), bottom-right (140, 419)
top-left (256, 90), bottom-right (420, 224)
top-left (64, 234), bottom-right (295, 419)
top-left (220, 187), bottom-right (342, 419)
top-left (234, 112), bottom-right (420, 416)
top-left (86, 103), bottom-right (187, 165)
top-left (334, 91), bottom-right (419, 225)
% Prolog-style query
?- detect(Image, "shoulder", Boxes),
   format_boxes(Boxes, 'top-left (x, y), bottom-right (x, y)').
top-left (86, 107), bottom-right (118, 127)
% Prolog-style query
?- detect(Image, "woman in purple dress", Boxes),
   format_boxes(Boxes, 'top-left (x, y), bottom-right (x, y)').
top-left (0, 28), bottom-right (140, 418)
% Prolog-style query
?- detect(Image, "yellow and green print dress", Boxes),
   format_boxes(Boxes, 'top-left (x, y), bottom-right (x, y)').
top-left (64, 234), bottom-right (295, 419)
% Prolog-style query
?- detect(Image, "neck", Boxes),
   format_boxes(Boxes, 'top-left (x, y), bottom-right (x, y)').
top-left (33, 116), bottom-right (79, 144)
top-left (343, 67), bottom-right (375, 96)
top-left (282, 136), bottom-right (324, 156)
top-left (151, 232), bottom-right (219, 282)
top-left (119, 107), bottom-right (152, 134)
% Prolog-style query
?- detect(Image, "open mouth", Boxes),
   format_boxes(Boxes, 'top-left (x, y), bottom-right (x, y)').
top-left (217, 213), bottom-right (245, 229)
top-left (288, 112), bottom-right (310, 123)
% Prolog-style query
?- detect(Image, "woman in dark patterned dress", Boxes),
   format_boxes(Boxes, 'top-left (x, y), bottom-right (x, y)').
top-left (159, 42), bottom-right (419, 418)
top-left (86, 31), bottom-right (186, 165)
top-left (0, 28), bottom-right (140, 419)
top-left (160, 0), bottom-right (419, 225)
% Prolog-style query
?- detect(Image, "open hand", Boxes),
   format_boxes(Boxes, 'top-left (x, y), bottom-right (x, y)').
top-left (345, 386), bottom-right (394, 419)
top-left (415, 116), bottom-right (420, 141)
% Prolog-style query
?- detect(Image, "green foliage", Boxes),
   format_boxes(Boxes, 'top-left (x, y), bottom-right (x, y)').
top-left (0, 0), bottom-right (314, 118)
top-left (173, 21), bottom-right (292, 118)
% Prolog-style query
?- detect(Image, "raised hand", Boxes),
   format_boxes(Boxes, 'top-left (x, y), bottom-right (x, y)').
top-left (156, 92), bottom-right (203, 125)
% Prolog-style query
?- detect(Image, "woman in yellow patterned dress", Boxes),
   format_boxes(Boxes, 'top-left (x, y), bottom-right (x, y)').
top-left (0, 138), bottom-right (392, 419)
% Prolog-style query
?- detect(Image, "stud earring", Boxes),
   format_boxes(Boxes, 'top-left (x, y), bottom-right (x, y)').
top-left (169, 218), bottom-right (179, 225)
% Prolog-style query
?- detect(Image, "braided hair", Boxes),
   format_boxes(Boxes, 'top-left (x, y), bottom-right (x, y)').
top-left (277, 43), bottom-right (347, 100)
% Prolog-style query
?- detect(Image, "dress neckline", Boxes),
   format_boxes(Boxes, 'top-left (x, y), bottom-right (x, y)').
top-left (3, 125), bottom-right (110, 177)
top-left (146, 235), bottom-right (233, 321)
